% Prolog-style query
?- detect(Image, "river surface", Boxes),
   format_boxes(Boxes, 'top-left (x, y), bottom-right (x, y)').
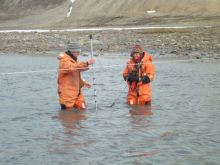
top-left (0, 54), bottom-right (220, 165)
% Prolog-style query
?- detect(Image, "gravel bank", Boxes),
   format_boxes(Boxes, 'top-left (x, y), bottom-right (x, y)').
top-left (0, 27), bottom-right (219, 58)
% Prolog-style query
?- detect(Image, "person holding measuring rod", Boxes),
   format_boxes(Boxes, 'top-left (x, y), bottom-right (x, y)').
top-left (57, 41), bottom-right (95, 110)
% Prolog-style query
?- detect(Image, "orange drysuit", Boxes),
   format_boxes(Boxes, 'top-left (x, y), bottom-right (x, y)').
top-left (123, 51), bottom-right (155, 105)
top-left (57, 52), bottom-right (89, 109)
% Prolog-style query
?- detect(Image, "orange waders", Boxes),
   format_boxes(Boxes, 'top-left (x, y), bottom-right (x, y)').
top-left (123, 51), bottom-right (155, 105)
top-left (57, 52), bottom-right (89, 109)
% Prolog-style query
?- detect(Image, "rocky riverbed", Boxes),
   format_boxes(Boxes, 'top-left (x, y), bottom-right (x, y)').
top-left (0, 26), bottom-right (220, 58)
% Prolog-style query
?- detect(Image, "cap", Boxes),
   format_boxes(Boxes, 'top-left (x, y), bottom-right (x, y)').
top-left (69, 41), bottom-right (81, 52)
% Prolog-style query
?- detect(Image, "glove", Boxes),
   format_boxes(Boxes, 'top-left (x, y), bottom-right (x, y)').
top-left (137, 75), bottom-right (150, 85)
top-left (124, 73), bottom-right (140, 82)
top-left (124, 75), bottom-right (129, 81)
top-left (128, 73), bottom-right (139, 81)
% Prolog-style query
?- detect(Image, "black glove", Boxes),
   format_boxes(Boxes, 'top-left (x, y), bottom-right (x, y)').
top-left (128, 73), bottom-right (139, 81)
top-left (124, 75), bottom-right (129, 81)
top-left (139, 75), bottom-right (150, 84)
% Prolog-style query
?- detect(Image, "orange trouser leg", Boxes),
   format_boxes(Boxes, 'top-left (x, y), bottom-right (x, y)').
top-left (59, 92), bottom-right (86, 109)
top-left (127, 94), bottom-right (151, 105)
top-left (127, 94), bottom-right (138, 105)
top-left (73, 94), bottom-right (87, 109)
top-left (138, 94), bottom-right (151, 105)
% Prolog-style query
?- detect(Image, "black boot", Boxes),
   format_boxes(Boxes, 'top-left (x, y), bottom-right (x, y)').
top-left (60, 104), bottom-right (66, 110)
top-left (145, 102), bottom-right (151, 105)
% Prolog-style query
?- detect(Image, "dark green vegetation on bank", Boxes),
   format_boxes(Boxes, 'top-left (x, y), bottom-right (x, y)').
top-left (137, 29), bottom-right (188, 34)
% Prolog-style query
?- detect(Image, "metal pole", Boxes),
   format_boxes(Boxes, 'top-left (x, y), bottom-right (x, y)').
top-left (90, 34), bottom-right (98, 112)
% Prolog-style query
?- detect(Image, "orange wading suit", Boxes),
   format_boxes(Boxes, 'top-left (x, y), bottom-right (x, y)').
top-left (57, 51), bottom-right (89, 109)
top-left (123, 51), bottom-right (155, 105)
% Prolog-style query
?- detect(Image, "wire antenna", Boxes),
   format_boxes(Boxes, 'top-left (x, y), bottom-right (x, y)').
top-left (5, 74), bottom-right (9, 86)
top-left (110, 84), bottom-right (127, 107)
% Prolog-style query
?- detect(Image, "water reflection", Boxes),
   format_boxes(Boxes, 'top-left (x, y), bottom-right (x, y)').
top-left (129, 103), bottom-right (153, 116)
top-left (2, 54), bottom-right (220, 164)
top-left (49, 109), bottom-right (91, 152)
top-left (128, 104), bottom-right (154, 130)
top-left (125, 104), bottom-right (160, 162)
top-left (53, 108), bottom-right (87, 131)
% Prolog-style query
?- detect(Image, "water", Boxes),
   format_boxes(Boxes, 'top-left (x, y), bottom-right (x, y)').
top-left (0, 54), bottom-right (220, 165)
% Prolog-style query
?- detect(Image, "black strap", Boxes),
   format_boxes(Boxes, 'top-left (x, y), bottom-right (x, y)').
top-left (66, 51), bottom-right (77, 62)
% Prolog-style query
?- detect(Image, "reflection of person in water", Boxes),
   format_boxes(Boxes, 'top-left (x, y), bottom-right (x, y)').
top-left (129, 104), bottom-right (153, 116)
top-left (129, 104), bottom-right (154, 130)
top-left (52, 109), bottom-right (87, 144)
top-left (53, 109), bottom-right (87, 132)
top-left (127, 104), bottom-right (158, 161)
top-left (50, 109), bottom-right (92, 152)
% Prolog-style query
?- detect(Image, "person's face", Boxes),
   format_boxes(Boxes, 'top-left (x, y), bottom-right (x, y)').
top-left (70, 52), bottom-right (80, 58)
top-left (133, 53), bottom-right (141, 59)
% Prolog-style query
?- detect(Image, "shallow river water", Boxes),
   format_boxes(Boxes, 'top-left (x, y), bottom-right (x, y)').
top-left (0, 54), bottom-right (220, 165)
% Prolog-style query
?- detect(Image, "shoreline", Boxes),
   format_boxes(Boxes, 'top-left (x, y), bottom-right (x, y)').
top-left (0, 26), bottom-right (219, 59)
top-left (1, 52), bottom-right (219, 76)
top-left (1, 52), bottom-right (219, 61)
top-left (0, 25), bottom-right (213, 33)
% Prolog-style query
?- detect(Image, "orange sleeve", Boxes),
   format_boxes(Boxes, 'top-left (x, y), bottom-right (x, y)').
top-left (145, 62), bottom-right (155, 82)
top-left (123, 62), bottom-right (132, 78)
top-left (59, 58), bottom-right (89, 74)
top-left (80, 77), bottom-right (87, 87)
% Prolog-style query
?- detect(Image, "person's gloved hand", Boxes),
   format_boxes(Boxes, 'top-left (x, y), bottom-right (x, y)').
top-left (124, 75), bottom-right (129, 81)
top-left (128, 73), bottom-right (139, 81)
top-left (137, 75), bottom-right (150, 85)
top-left (124, 73), bottom-right (139, 81)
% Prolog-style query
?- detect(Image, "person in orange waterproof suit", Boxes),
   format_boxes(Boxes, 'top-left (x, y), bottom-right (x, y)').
top-left (57, 41), bottom-right (95, 110)
top-left (123, 45), bottom-right (155, 105)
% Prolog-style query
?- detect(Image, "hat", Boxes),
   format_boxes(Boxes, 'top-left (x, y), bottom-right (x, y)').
top-left (69, 41), bottom-right (81, 52)
top-left (131, 45), bottom-right (143, 56)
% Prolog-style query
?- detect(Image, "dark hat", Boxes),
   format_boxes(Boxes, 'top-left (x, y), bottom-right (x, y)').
top-left (131, 45), bottom-right (143, 56)
top-left (69, 41), bottom-right (81, 52)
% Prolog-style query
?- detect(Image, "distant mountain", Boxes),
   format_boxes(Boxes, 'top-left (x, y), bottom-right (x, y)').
top-left (0, 0), bottom-right (220, 29)
top-left (0, 0), bottom-right (64, 14)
